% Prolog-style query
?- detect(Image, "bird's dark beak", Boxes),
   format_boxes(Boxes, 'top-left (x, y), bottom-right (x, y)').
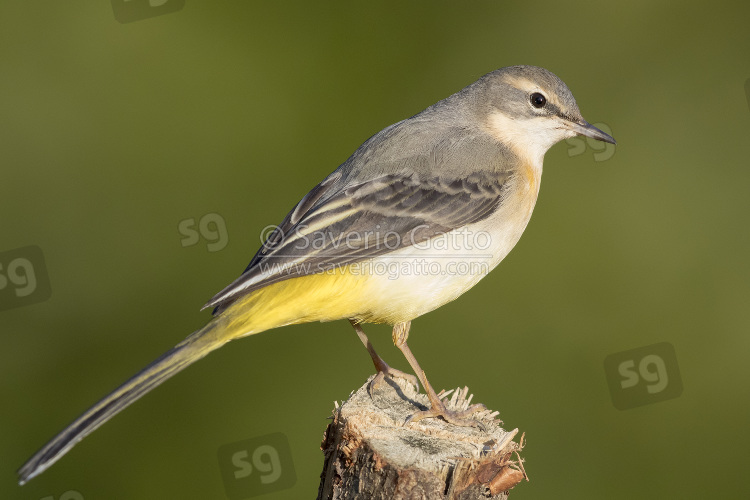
top-left (567, 119), bottom-right (616, 145)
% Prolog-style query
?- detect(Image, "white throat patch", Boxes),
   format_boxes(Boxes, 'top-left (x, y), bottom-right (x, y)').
top-left (485, 110), bottom-right (573, 168)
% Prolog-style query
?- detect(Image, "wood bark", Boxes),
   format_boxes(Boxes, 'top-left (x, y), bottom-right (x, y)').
top-left (317, 376), bottom-right (527, 499)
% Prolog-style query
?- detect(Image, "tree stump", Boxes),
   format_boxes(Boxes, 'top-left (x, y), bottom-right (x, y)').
top-left (317, 375), bottom-right (527, 499)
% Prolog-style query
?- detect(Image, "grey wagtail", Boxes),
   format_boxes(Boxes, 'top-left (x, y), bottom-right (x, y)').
top-left (18, 65), bottom-right (615, 484)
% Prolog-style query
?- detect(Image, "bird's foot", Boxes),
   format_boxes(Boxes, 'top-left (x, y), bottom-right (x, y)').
top-left (404, 397), bottom-right (487, 430)
top-left (369, 364), bottom-right (419, 394)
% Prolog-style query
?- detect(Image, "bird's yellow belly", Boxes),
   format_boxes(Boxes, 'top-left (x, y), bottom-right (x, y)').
top-left (221, 166), bottom-right (542, 336)
top-left (221, 201), bottom-right (537, 337)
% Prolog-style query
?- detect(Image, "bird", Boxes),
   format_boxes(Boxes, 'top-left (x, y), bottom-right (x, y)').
top-left (18, 65), bottom-right (615, 484)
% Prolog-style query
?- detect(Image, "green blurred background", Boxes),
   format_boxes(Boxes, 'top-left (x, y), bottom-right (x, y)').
top-left (2, 1), bottom-right (749, 499)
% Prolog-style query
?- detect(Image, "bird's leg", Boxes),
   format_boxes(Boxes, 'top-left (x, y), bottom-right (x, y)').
top-left (349, 319), bottom-right (419, 391)
top-left (392, 321), bottom-right (486, 428)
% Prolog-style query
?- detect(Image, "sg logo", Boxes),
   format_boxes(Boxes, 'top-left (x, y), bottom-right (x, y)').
top-left (565, 121), bottom-right (616, 162)
top-left (217, 433), bottom-right (296, 499)
top-left (111, 0), bottom-right (185, 24)
top-left (179, 213), bottom-right (229, 252)
top-left (604, 342), bottom-right (683, 410)
top-left (40, 491), bottom-right (84, 500)
top-left (0, 246), bottom-right (52, 312)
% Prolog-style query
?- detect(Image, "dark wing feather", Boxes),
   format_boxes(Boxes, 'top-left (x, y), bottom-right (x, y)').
top-left (205, 171), bottom-right (511, 313)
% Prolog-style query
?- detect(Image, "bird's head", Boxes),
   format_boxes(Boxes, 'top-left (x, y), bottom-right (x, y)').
top-left (477, 65), bottom-right (616, 165)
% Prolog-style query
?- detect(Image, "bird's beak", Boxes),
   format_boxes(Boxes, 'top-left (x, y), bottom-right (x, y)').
top-left (566, 119), bottom-right (616, 145)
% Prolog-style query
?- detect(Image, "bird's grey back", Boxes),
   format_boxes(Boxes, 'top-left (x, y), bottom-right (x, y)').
top-left (331, 70), bottom-right (532, 188)
top-left (329, 64), bottom-right (579, 191)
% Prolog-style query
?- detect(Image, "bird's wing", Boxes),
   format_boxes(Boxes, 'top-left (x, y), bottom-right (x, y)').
top-left (205, 169), bottom-right (512, 312)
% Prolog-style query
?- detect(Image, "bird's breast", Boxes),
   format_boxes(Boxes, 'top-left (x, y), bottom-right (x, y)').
top-left (343, 166), bottom-right (543, 324)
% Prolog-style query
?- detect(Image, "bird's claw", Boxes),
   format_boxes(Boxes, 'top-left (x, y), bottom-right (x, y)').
top-left (404, 401), bottom-right (487, 431)
top-left (369, 366), bottom-right (420, 395)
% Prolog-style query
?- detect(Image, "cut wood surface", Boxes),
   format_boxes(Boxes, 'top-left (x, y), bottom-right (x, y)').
top-left (318, 375), bottom-right (527, 499)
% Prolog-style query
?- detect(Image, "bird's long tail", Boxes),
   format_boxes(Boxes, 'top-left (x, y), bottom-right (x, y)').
top-left (17, 319), bottom-right (230, 485)
top-left (17, 267), bottom-right (370, 485)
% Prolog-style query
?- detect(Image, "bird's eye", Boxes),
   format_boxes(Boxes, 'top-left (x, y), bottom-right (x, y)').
top-left (530, 92), bottom-right (547, 108)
